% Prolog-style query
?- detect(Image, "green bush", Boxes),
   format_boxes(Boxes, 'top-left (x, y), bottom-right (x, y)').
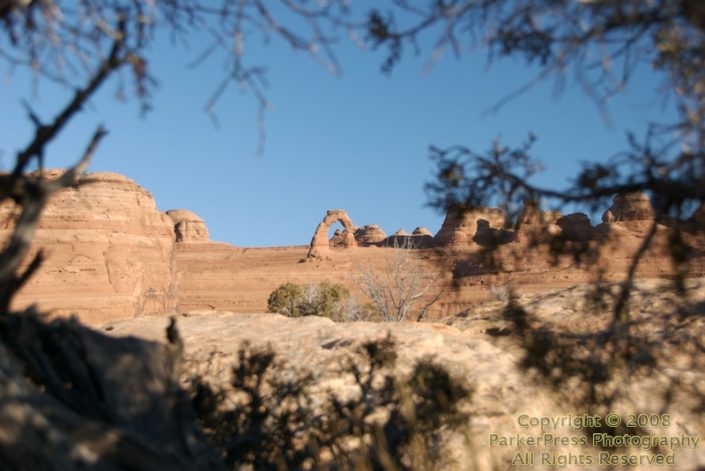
top-left (267, 281), bottom-right (351, 319)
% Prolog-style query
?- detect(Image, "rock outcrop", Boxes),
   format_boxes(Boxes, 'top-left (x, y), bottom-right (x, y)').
top-left (473, 220), bottom-right (516, 247)
top-left (434, 206), bottom-right (506, 247)
top-left (330, 228), bottom-right (355, 248)
top-left (103, 281), bottom-right (705, 470)
top-left (602, 192), bottom-right (654, 223)
top-left (307, 209), bottom-right (357, 258)
top-left (411, 226), bottom-right (432, 237)
top-left (556, 212), bottom-right (597, 242)
top-left (409, 226), bottom-right (434, 247)
top-left (354, 224), bottom-right (387, 246)
top-left (514, 200), bottom-right (562, 240)
top-left (166, 209), bottom-right (209, 242)
top-left (0, 171), bottom-right (178, 324)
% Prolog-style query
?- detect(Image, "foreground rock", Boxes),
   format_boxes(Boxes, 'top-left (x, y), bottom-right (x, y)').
top-left (0, 309), bottom-right (222, 469)
top-left (104, 279), bottom-right (705, 470)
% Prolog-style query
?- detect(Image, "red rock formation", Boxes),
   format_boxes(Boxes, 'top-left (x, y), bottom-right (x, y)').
top-left (0, 171), bottom-right (178, 323)
top-left (514, 200), bottom-right (562, 240)
top-left (556, 213), bottom-right (596, 242)
top-left (473, 220), bottom-right (517, 247)
top-left (434, 206), bottom-right (505, 247)
top-left (411, 227), bottom-right (432, 237)
top-left (166, 209), bottom-right (209, 242)
top-left (307, 209), bottom-right (357, 258)
top-left (354, 224), bottom-right (387, 246)
top-left (602, 192), bottom-right (654, 222)
top-left (330, 228), bottom-right (355, 248)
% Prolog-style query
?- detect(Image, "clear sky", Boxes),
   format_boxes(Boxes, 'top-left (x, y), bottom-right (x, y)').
top-left (0, 6), bottom-right (677, 247)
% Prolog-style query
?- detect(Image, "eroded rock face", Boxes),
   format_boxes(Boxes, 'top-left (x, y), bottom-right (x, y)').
top-left (411, 227), bottom-right (432, 237)
top-left (330, 228), bottom-right (356, 248)
top-left (473, 220), bottom-right (517, 247)
top-left (514, 201), bottom-right (562, 240)
top-left (307, 209), bottom-right (357, 258)
top-left (0, 171), bottom-right (178, 323)
top-left (434, 207), bottom-right (506, 247)
top-left (602, 192), bottom-right (654, 223)
top-left (166, 209), bottom-right (209, 242)
top-left (557, 213), bottom-right (596, 242)
top-left (383, 228), bottom-right (414, 248)
top-left (354, 225), bottom-right (387, 246)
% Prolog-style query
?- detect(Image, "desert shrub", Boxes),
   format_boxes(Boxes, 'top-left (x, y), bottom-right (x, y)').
top-left (268, 281), bottom-right (373, 321)
top-left (190, 335), bottom-right (471, 470)
top-left (357, 239), bottom-right (443, 322)
top-left (266, 282), bottom-right (304, 317)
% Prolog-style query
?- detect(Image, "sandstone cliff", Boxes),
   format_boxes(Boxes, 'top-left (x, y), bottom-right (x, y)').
top-left (0, 171), bottom-right (179, 324)
top-left (433, 206), bottom-right (506, 247)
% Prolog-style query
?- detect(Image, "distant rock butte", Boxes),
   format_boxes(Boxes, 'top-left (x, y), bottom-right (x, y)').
top-left (0, 170), bottom-right (213, 324)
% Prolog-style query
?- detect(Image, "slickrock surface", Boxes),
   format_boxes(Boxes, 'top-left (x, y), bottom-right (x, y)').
top-left (102, 311), bottom-right (557, 470)
top-left (0, 171), bottom-right (178, 324)
top-left (103, 278), bottom-right (705, 470)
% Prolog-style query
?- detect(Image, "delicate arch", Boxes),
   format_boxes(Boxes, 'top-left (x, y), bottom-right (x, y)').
top-left (307, 209), bottom-right (357, 258)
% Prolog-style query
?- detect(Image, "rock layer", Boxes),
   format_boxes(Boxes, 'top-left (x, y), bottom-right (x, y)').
top-left (602, 192), bottom-right (654, 222)
top-left (354, 225), bottom-right (387, 246)
top-left (0, 171), bottom-right (178, 324)
top-left (557, 212), bottom-right (596, 242)
top-left (514, 201), bottom-right (562, 240)
top-left (166, 209), bottom-right (209, 242)
top-left (433, 207), bottom-right (506, 247)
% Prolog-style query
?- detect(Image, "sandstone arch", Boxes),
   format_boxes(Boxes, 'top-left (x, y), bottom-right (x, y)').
top-left (307, 209), bottom-right (357, 258)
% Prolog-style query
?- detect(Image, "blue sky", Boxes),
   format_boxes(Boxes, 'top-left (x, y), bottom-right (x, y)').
top-left (0, 8), bottom-right (676, 247)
